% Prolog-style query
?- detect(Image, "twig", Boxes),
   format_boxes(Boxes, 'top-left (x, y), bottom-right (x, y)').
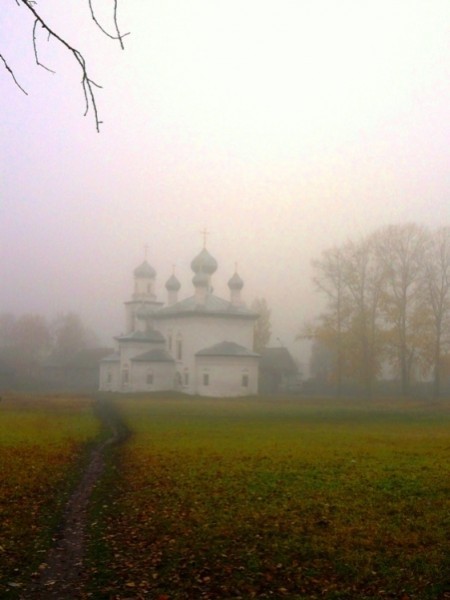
top-left (88, 0), bottom-right (129, 50)
top-left (0, 53), bottom-right (28, 95)
top-left (32, 20), bottom-right (55, 73)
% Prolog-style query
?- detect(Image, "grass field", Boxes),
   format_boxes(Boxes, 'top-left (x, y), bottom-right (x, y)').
top-left (0, 393), bottom-right (100, 594)
top-left (88, 395), bottom-right (450, 599)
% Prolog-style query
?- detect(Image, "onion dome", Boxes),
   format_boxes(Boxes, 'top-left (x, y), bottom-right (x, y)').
top-left (228, 272), bottom-right (244, 291)
top-left (190, 248), bottom-right (218, 275)
top-left (134, 260), bottom-right (156, 278)
top-left (192, 271), bottom-right (209, 287)
top-left (165, 274), bottom-right (181, 291)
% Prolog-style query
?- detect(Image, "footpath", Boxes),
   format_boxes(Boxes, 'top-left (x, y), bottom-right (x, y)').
top-left (22, 398), bottom-right (129, 600)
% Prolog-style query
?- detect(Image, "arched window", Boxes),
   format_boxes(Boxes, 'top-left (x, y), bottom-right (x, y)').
top-left (203, 372), bottom-right (210, 386)
top-left (122, 365), bottom-right (129, 384)
top-left (167, 330), bottom-right (173, 352)
top-left (106, 371), bottom-right (112, 384)
top-left (146, 370), bottom-right (154, 385)
top-left (184, 369), bottom-right (189, 385)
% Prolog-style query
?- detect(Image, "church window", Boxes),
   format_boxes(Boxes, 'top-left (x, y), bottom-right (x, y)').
top-left (184, 369), bottom-right (189, 385)
top-left (106, 371), bottom-right (112, 384)
top-left (203, 373), bottom-right (209, 386)
top-left (176, 338), bottom-right (183, 360)
top-left (242, 374), bottom-right (249, 387)
top-left (122, 366), bottom-right (129, 384)
top-left (146, 370), bottom-right (154, 385)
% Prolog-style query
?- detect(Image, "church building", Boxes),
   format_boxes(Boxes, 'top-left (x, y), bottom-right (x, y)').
top-left (99, 244), bottom-right (259, 396)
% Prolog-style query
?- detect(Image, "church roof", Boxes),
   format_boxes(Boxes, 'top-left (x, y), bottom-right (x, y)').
top-left (134, 260), bottom-right (156, 278)
top-left (131, 349), bottom-right (175, 363)
top-left (154, 294), bottom-right (258, 319)
top-left (115, 330), bottom-right (165, 343)
top-left (100, 352), bottom-right (120, 362)
top-left (259, 347), bottom-right (298, 373)
top-left (196, 341), bottom-right (259, 357)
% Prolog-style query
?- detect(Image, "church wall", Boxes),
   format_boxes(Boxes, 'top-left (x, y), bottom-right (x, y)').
top-left (130, 361), bottom-right (175, 392)
top-left (124, 302), bottom-right (134, 333)
top-left (156, 315), bottom-right (255, 394)
top-left (195, 355), bottom-right (259, 397)
top-left (99, 361), bottom-right (120, 392)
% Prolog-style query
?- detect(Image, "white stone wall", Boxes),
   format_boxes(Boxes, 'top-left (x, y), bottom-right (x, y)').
top-left (195, 355), bottom-right (259, 397)
top-left (156, 315), bottom-right (255, 394)
top-left (99, 361), bottom-right (120, 392)
top-left (130, 361), bottom-right (175, 392)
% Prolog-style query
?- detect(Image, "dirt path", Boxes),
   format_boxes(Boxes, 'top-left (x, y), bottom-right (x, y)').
top-left (22, 399), bottom-right (129, 600)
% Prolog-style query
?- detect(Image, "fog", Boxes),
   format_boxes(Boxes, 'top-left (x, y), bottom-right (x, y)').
top-left (2, 0), bottom-right (450, 371)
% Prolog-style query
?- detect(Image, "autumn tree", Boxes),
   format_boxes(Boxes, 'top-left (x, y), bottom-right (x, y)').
top-left (309, 339), bottom-right (334, 384)
top-left (251, 298), bottom-right (272, 353)
top-left (340, 237), bottom-right (386, 398)
top-left (309, 246), bottom-right (352, 396)
top-left (375, 224), bottom-right (429, 395)
top-left (419, 227), bottom-right (450, 398)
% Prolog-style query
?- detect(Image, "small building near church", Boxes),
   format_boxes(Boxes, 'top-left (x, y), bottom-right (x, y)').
top-left (99, 244), bottom-right (259, 396)
top-left (259, 347), bottom-right (299, 394)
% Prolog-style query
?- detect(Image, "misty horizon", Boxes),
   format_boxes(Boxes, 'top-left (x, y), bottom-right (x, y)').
top-left (2, 1), bottom-right (450, 372)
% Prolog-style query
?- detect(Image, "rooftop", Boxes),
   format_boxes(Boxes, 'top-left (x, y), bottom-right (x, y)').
top-left (196, 341), bottom-right (259, 357)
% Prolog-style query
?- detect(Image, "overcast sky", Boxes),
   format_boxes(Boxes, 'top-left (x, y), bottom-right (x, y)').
top-left (2, 0), bottom-right (450, 370)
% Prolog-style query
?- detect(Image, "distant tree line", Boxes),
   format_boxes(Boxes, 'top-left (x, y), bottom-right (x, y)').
top-left (303, 223), bottom-right (450, 399)
top-left (0, 312), bottom-right (99, 388)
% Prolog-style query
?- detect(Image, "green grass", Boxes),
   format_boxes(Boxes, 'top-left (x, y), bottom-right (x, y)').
top-left (0, 393), bottom-right (100, 596)
top-left (87, 395), bottom-right (450, 599)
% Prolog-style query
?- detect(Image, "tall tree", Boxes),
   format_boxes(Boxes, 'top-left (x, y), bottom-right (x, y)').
top-left (341, 237), bottom-right (386, 398)
top-left (310, 246), bottom-right (352, 396)
top-left (374, 224), bottom-right (429, 395)
top-left (309, 338), bottom-right (334, 384)
top-left (420, 227), bottom-right (450, 398)
top-left (251, 298), bottom-right (272, 353)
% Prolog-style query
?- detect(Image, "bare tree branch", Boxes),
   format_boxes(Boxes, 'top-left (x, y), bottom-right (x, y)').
top-left (0, 52), bottom-right (28, 95)
top-left (88, 0), bottom-right (129, 49)
top-left (19, 0), bottom-right (103, 131)
top-left (32, 19), bottom-right (55, 73)
top-left (2, 1), bottom-right (127, 131)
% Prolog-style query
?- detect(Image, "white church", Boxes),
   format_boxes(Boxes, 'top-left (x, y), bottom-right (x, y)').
top-left (99, 244), bottom-right (260, 396)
